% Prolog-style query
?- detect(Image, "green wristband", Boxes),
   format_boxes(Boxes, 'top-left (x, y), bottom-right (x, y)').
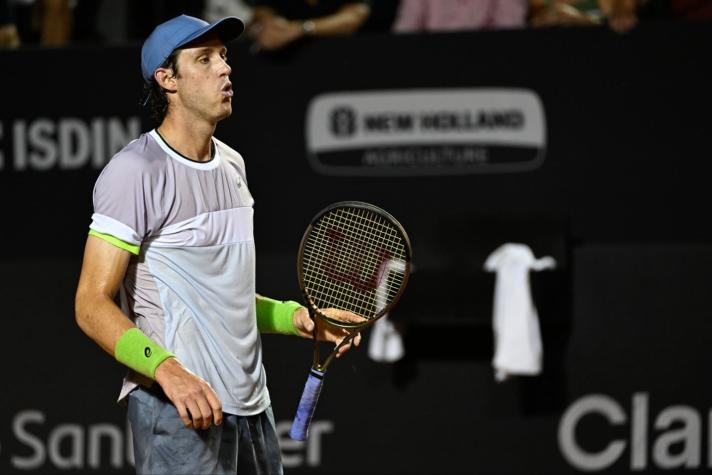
top-left (255, 296), bottom-right (303, 336)
top-left (114, 328), bottom-right (174, 380)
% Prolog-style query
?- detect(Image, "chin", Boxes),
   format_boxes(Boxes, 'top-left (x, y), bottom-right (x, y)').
top-left (216, 105), bottom-right (233, 121)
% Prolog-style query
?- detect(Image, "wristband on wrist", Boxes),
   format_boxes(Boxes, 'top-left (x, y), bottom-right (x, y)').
top-left (114, 328), bottom-right (175, 380)
top-left (256, 296), bottom-right (304, 336)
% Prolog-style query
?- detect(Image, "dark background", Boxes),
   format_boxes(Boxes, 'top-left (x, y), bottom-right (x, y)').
top-left (1, 20), bottom-right (712, 474)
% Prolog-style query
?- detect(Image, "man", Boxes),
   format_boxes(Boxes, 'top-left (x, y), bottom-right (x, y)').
top-left (251, 0), bottom-right (371, 51)
top-left (75, 14), bottom-right (360, 474)
top-left (392, 0), bottom-right (527, 32)
top-left (0, 0), bottom-right (19, 48)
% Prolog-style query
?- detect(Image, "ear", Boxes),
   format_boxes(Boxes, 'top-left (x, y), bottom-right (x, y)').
top-left (154, 67), bottom-right (178, 93)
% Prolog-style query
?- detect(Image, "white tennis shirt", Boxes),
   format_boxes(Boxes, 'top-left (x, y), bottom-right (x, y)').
top-left (89, 130), bottom-right (269, 416)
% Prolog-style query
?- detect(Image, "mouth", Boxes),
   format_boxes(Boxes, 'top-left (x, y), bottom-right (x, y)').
top-left (221, 82), bottom-right (233, 98)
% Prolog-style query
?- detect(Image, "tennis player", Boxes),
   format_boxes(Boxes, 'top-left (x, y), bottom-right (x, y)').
top-left (74, 14), bottom-right (360, 475)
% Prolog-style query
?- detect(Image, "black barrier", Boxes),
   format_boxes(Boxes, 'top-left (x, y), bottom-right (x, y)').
top-left (1, 22), bottom-right (712, 474)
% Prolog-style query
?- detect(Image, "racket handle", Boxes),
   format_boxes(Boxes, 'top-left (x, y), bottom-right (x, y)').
top-left (289, 368), bottom-right (325, 441)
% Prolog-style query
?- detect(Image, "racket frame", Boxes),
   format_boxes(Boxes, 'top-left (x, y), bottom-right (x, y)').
top-left (296, 201), bottom-right (412, 372)
top-left (289, 201), bottom-right (411, 440)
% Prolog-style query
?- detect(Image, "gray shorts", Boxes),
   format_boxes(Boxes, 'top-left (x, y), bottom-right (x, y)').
top-left (127, 386), bottom-right (283, 475)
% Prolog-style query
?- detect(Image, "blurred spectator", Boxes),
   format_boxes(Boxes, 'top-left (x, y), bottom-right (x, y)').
top-left (393, 0), bottom-right (528, 33)
top-left (529, 0), bottom-right (605, 27)
top-left (529, 0), bottom-right (639, 33)
top-left (10, 0), bottom-right (72, 46)
top-left (0, 0), bottom-right (20, 48)
top-left (606, 0), bottom-right (639, 31)
top-left (251, 0), bottom-right (371, 51)
top-left (39, 0), bottom-right (71, 46)
top-left (670, 0), bottom-right (712, 20)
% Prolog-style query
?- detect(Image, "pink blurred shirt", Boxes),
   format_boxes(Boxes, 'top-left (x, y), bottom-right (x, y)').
top-left (393, 0), bottom-right (528, 32)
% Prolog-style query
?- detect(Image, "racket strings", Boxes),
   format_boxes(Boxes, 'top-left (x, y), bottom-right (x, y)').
top-left (321, 208), bottom-right (405, 283)
top-left (306, 209), bottom-right (404, 312)
top-left (304, 231), bottom-right (379, 316)
top-left (301, 206), bottom-right (408, 320)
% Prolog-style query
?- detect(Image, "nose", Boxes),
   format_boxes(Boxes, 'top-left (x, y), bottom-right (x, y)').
top-left (219, 58), bottom-right (231, 77)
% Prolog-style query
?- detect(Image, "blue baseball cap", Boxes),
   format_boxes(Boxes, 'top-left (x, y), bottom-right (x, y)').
top-left (141, 14), bottom-right (245, 83)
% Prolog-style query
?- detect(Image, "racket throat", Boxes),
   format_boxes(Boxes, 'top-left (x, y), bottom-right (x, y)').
top-left (312, 332), bottom-right (358, 373)
top-left (311, 323), bottom-right (325, 371)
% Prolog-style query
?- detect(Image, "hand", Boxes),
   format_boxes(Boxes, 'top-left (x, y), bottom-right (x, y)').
top-left (254, 17), bottom-right (303, 51)
top-left (293, 307), bottom-right (366, 358)
top-left (608, 12), bottom-right (637, 34)
top-left (530, 3), bottom-right (597, 27)
top-left (0, 25), bottom-right (20, 49)
top-left (154, 358), bottom-right (223, 430)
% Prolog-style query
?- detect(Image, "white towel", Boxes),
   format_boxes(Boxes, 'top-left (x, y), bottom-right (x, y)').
top-left (368, 315), bottom-right (404, 362)
top-left (484, 243), bottom-right (556, 381)
top-left (368, 259), bottom-right (406, 362)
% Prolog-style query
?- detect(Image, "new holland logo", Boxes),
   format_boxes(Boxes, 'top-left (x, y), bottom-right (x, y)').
top-left (305, 89), bottom-right (547, 176)
top-left (330, 107), bottom-right (357, 138)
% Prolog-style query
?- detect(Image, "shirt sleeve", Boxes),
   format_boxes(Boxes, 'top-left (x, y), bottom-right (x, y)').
top-left (393, 0), bottom-right (426, 33)
top-left (491, 0), bottom-right (528, 28)
top-left (88, 153), bottom-right (158, 255)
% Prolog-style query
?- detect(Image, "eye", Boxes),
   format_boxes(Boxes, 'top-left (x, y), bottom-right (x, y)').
top-left (199, 56), bottom-right (209, 64)
top-left (220, 52), bottom-right (228, 61)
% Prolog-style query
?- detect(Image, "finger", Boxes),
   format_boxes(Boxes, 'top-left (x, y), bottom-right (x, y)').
top-left (203, 385), bottom-right (223, 427)
top-left (336, 335), bottom-right (354, 357)
top-left (327, 328), bottom-right (347, 346)
top-left (195, 396), bottom-right (214, 430)
top-left (185, 399), bottom-right (205, 430)
top-left (322, 307), bottom-right (344, 322)
top-left (354, 332), bottom-right (362, 347)
top-left (175, 401), bottom-right (193, 428)
top-left (296, 309), bottom-right (314, 334)
top-left (342, 310), bottom-right (367, 324)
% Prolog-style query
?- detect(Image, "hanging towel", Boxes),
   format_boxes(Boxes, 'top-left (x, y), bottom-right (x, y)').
top-left (368, 259), bottom-right (407, 362)
top-left (484, 243), bottom-right (556, 381)
top-left (368, 316), bottom-right (404, 362)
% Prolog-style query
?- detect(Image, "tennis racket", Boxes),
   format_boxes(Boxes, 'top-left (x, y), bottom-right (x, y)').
top-left (289, 201), bottom-right (412, 441)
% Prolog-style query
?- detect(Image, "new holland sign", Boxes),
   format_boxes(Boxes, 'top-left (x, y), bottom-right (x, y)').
top-left (305, 89), bottom-right (546, 176)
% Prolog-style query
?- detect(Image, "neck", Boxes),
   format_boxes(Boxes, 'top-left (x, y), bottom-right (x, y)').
top-left (157, 112), bottom-right (217, 162)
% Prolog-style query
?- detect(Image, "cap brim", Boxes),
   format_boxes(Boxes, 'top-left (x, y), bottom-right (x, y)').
top-left (177, 17), bottom-right (245, 49)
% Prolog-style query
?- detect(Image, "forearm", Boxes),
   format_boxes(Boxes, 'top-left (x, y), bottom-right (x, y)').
top-left (75, 291), bottom-right (134, 356)
top-left (75, 235), bottom-right (173, 380)
top-left (76, 291), bottom-right (176, 380)
top-left (303, 3), bottom-right (371, 36)
top-left (75, 236), bottom-right (135, 355)
top-left (253, 6), bottom-right (278, 24)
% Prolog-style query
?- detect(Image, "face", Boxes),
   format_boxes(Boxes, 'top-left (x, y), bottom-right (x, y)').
top-left (163, 35), bottom-right (234, 123)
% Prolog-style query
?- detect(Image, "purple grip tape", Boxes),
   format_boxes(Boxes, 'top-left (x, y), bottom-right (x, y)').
top-left (289, 369), bottom-right (325, 441)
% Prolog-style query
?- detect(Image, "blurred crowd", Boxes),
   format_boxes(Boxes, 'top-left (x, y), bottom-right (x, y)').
top-left (0, 0), bottom-right (710, 49)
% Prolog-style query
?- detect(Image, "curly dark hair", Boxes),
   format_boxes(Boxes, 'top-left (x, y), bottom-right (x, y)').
top-left (141, 49), bottom-right (181, 124)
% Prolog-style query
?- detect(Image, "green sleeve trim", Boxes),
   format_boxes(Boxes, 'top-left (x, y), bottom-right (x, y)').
top-left (255, 296), bottom-right (303, 336)
top-left (88, 229), bottom-right (140, 255)
top-left (114, 328), bottom-right (174, 380)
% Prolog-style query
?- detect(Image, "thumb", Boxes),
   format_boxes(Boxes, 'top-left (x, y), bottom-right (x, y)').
top-left (297, 310), bottom-right (314, 332)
